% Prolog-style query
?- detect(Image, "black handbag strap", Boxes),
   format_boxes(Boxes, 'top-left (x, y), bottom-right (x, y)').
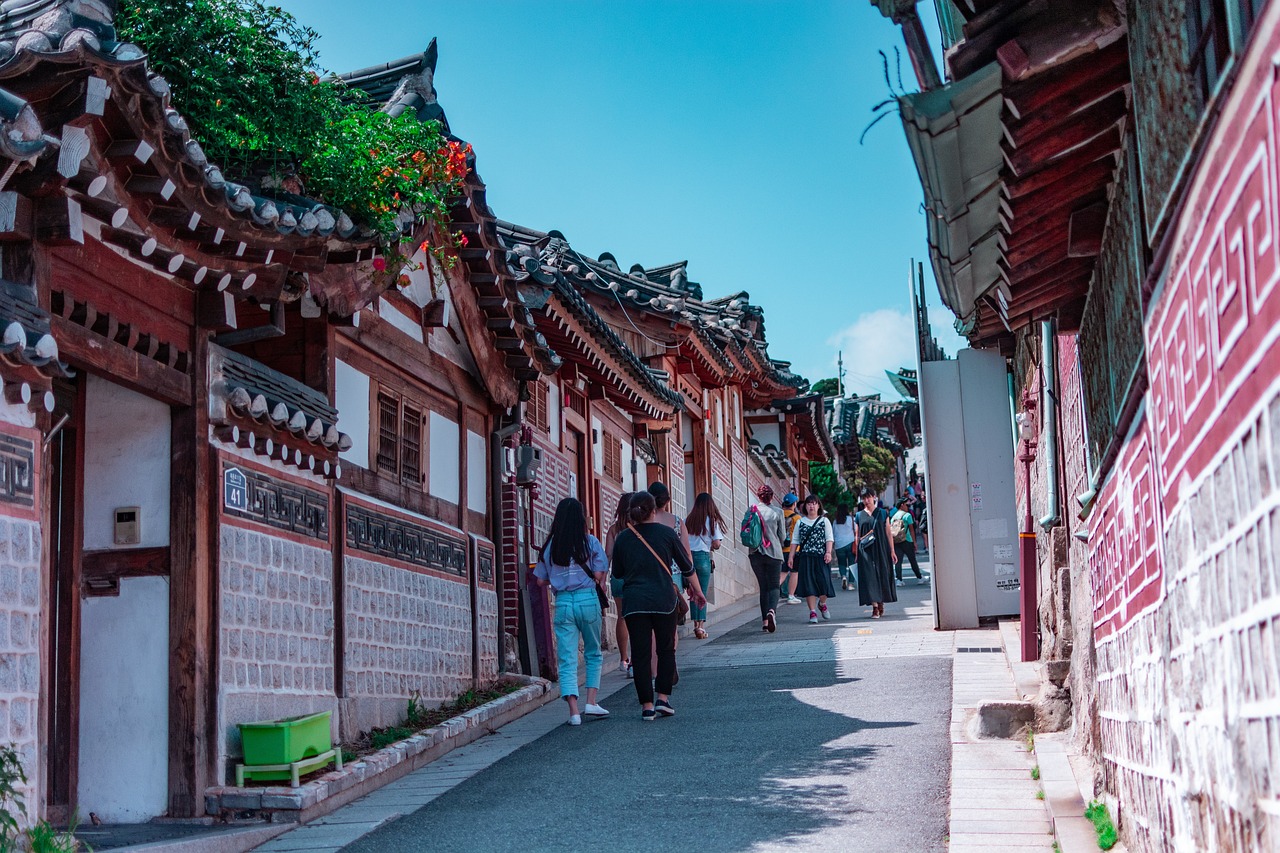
top-left (796, 517), bottom-right (821, 551)
top-left (628, 523), bottom-right (675, 580)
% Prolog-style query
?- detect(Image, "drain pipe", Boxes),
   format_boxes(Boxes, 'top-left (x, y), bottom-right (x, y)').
top-left (491, 416), bottom-right (523, 674)
top-left (1038, 319), bottom-right (1062, 531)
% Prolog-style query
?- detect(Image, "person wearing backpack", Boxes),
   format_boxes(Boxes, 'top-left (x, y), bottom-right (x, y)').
top-left (745, 485), bottom-right (787, 633)
top-left (778, 493), bottom-right (802, 604)
top-left (891, 496), bottom-right (925, 585)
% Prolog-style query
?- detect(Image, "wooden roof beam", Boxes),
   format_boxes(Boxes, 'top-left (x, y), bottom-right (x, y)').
top-left (1001, 147), bottom-right (1118, 201)
top-left (1003, 89), bottom-right (1128, 152)
top-left (1003, 105), bottom-right (1126, 177)
top-left (1004, 37), bottom-right (1129, 120)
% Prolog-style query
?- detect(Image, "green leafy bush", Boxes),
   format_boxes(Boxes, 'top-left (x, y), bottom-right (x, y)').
top-left (0, 744), bottom-right (84, 852)
top-left (116, 0), bottom-right (469, 254)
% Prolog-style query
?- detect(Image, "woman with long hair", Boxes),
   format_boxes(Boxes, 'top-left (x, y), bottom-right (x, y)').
top-left (604, 491), bottom-right (634, 678)
top-left (833, 503), bottom-right (857, 590)
top-left (684, 492), bottom-right (725, 639)
top-left (532, 497), bottom-right (610, 725)
top-left (855, 488), bottom-right (898, 618)
top-left (611, 491), bottom-right (706, 721)
top-left (787, 494), bottom-right (835, 624)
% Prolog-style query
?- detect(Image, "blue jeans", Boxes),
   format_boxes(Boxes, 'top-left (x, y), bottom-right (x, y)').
top-left (553, 587), bottom-right (603, 699)
top-left (690, 551), bottom-right (712, 620)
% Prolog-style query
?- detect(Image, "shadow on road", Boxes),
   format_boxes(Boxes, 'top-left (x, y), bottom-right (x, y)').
top-left (344, 611), bottom-right (950, 853)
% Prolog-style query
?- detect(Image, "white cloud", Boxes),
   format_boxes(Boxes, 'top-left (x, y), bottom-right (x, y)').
top-left (825, 308), bottom-right (918, 399)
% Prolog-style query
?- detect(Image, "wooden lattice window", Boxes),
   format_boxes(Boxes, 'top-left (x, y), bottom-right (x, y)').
top-left (376, 391), bottom-right (399, 473)
top-left (401, 403), bottom-right (422, 486)
top-left (374, 387), bottom-right (426, 488)
top-left (527, 382), bottom-right (549, 431)
top-left (603, 432), bottom-right (623, 481)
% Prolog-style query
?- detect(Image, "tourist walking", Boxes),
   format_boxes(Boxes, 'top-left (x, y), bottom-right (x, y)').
top-left (855, 488), bottom-right (897, 618)
top-left (787, 494), bottom-right (835, 624)
top-left (778, 493), bottom-right (802, 604)
top-left (532, 497), bottom-right (610, 725)
top-left (611, 491), bottom-right (706, 721)
top-left (833, 503), bottom-right (857, 590)
top-left (685, 492), bottom-right (725, 639)
top-left (746, 485), bottom-right (787, 633)
top-left (890, 496), bottom-right (925, 584)
top-left (604, 491), bottom-right (635, 677)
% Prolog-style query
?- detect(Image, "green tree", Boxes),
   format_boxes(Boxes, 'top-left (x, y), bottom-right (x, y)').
top-left (808, 461), bottom-right (855, 511)
top-left (810, 377), bottom-right (840, 398)
top-left (810, 438), bottom-right (898, 508)
top-left (117, 0), bottom-right (468, 252)
top-left (852, 439), bottom-right (897, 494)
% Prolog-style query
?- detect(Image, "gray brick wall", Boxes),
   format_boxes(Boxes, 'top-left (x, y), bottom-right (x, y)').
top-left (340, 555), bottom-right (474, 736)
top-left (0, 516), bottom-right (40, 813)
top-left (218, 524), bottom-right (337, 770)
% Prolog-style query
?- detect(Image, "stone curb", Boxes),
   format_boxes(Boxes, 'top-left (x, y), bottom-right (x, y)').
top-left (204, 678), bottom-right (556, 824)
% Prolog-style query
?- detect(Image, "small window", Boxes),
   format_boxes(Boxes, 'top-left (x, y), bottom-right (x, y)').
top-left (526, 382), bottom-right (549, 431)
top-left (1187, 0), bottom-right (1232, 102)
top-left (603, 432), bottom-right (623, 481)
top-left (374, 387), bottom-right (426, 487)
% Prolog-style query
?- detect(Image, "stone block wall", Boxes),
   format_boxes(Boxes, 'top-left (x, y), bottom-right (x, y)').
top-left (340, 553), bottom-right (473, 736)
top-left (0, 423), bottom-right (40, 817)
top-left (0, 508), bottom-right (41, 815)
top-left (217, 522), bottom-right (337, 773)
top-left (477, 586), bottom-right (499, 680)
top-left (1079, 20), bottom-right (1280, 850)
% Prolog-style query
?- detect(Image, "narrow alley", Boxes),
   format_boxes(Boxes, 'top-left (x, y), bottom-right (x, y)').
top-left (258, 577), bottom-right (951, 853)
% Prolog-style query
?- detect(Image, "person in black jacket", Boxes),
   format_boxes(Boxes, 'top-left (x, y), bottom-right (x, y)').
top-left (611, 491), bottom-right (706, 721)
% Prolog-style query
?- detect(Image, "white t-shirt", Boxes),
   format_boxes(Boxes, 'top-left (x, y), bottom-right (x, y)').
top-left (688, 521), bottom-right (725, 553)
top-left (832, 516), bottom-right (856, 549)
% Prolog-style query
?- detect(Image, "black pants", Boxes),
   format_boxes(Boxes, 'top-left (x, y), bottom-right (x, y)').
top-left (896, 540), bottom-right (922, 580)
top-left (625, 610), bottom-right (678, 705)
top-left (749, 552), bottom-right (783, 620)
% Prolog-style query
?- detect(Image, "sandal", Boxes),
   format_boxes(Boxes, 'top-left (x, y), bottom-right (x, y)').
top-left (694, 627), bottom-right (709, 640)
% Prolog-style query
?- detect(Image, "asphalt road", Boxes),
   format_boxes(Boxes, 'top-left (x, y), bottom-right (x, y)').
top-left (344, 586), bottom-right (952, 853)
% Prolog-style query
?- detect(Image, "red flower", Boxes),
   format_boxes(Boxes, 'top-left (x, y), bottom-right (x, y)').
top-left (459, 235), bottom-right (469, 247)
top-left (372, 257), bottom-right (386, 272)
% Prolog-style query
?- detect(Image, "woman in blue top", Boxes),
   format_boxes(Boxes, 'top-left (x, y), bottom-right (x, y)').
top-left (533, 498), bottom-right (610, 726)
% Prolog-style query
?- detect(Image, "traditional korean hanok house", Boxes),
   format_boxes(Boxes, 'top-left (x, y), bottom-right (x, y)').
top-left (0, 1), bottom-right (367, 823)
top-left (330, 44), bottom-right (559, 737)
top-left (490, 226), bottom-right (829, 671)
top-left (0, 4), bottom-right (543, 827)
top-left (881, 0), bottom-right (1280, 847)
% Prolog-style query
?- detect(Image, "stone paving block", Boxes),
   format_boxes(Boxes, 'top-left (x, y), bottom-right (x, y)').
top-left (950, 817), bottom-right (1053, 834)
top-left (948, 833), bottom-right (1055, 848)
top-left (1056, 815), bottom-right (1102, 852)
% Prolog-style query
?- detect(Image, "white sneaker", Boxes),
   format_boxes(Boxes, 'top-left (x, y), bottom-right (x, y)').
top-left (583, 704), bottom-right (610, 717)
top-left (787, 595), bottom-right (802, 604)
top-left (619, 659), bottom-right (630, 674)
top-left (895, 580), bottom-right (904, 587)
top-left (567, 714), bottom-right (582, 726)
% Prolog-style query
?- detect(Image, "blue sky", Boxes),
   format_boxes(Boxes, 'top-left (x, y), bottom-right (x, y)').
top-left (273, 0), bottom-right (966, 397)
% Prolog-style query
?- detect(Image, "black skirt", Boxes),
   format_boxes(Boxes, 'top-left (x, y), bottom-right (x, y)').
top-left (793, 552), bottom-right (835, 598)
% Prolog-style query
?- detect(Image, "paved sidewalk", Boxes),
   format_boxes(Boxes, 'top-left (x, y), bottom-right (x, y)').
top-left (948, 627), bottom-right (1057, 852)
top-left (255, 575), bottom-right (952, 852)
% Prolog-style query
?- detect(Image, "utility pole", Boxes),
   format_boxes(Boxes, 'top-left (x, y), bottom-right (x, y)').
top-left (837, 351), bottom-right (845, 397)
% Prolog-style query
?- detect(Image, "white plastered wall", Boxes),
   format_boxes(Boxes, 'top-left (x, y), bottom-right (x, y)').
top-left (78, 377), bottom-right (171, 822)
top-left (334, 358), bottom-right (370, 468)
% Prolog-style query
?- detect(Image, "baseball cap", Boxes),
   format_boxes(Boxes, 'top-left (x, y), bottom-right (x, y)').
top-left (782, 492), bottom-right (799, 507)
